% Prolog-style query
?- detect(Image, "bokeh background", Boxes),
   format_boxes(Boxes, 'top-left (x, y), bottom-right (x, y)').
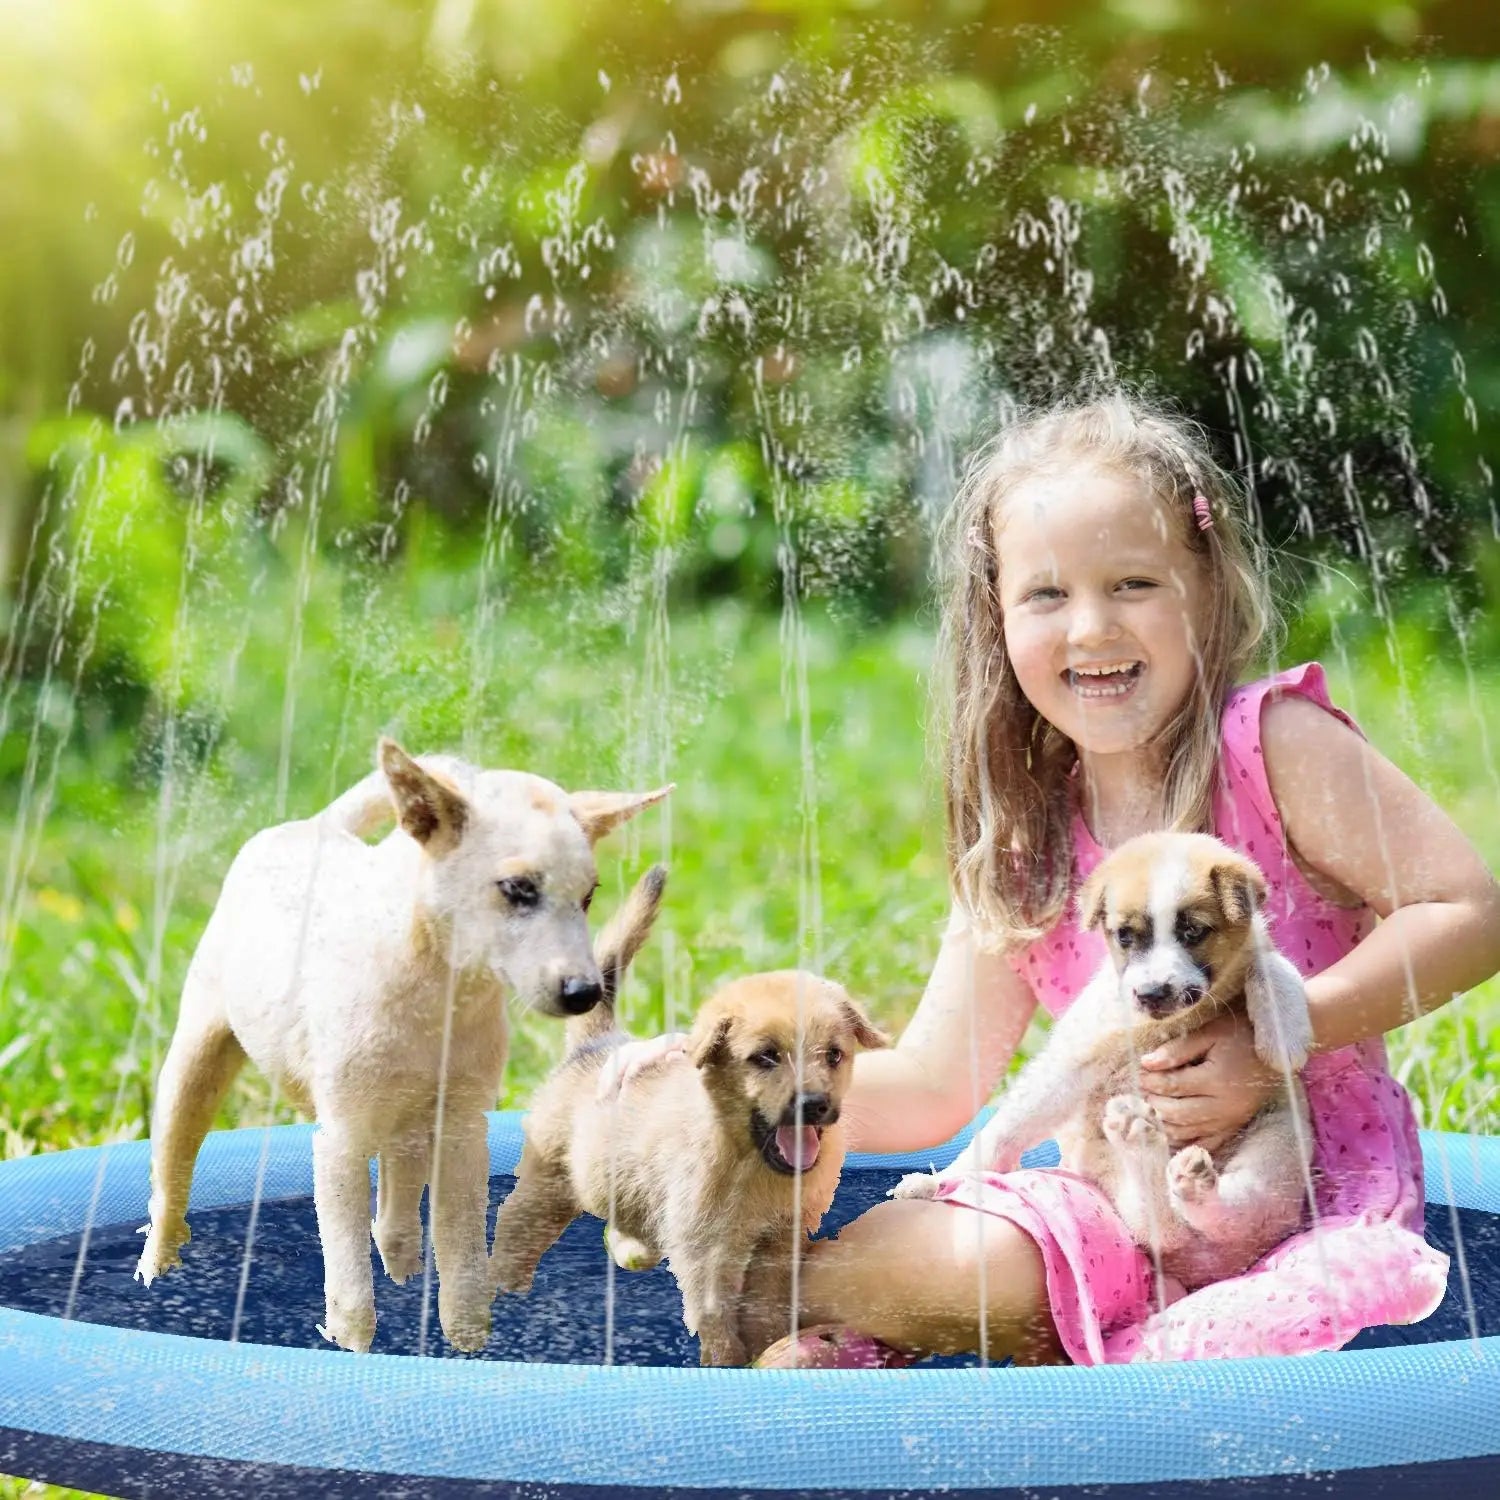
top-left (1, 11), bottom-right (1498, 1480)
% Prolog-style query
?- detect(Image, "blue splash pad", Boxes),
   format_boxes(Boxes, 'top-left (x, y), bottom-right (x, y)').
top-left (0, 1116), bottom-right (1496, 1497)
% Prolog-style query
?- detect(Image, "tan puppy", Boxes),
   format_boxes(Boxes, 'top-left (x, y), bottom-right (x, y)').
top-left (493, 924), bottom-right (889, 1366)
top-left (136, 738), bottom-right (668, 1353)
top-left (896, 832), bottom-right (1313, 1289)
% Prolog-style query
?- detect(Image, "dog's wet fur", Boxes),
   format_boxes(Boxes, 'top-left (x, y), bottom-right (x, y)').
top-left (136, 737), bottom-right (668, 1354)
top-left (896, 832), bottom-right (1314, 1290)
top-left (493, 897), bottom-right (889, 1366)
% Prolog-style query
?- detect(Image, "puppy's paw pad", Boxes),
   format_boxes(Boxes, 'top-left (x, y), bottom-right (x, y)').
top-left (1169, 1145), bottom-right (1218, 1202)
top-left (1103, 1094), bottom-right (1162, 1148)
top-left (888, 1171), bottom-right (943, 1201)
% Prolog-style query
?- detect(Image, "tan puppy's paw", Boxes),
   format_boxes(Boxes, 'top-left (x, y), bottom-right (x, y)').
top-left (134, 1219), bottom-right (189, 1286)
top-left (605, 1223), bottom-right (661, 1271)
top-left (888, 1171), bottom-right (944, 1202)
top-left (698, 1329), bottom-right (748, 1367)
top-left (1168, 1145), bottom-right (1218, 1205)
top-left (1103, 1093), bottom-right (1164, 1152)
top-left (490, 1253), bottom-right (533, 1296)
top-left (318, 1297), bottom-right (377, 1354)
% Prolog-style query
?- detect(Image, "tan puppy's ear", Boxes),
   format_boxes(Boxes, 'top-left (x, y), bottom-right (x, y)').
top-left (379, 739), bottom-right (468, 855)
top-left (569, 785), bottom-right (674, 846)
top-left (688, 1004), bottom-right (732, 1069)
top-left (1077, 866), bottom-right (1110, 931)
top-left (840, 998), bottom-right (890, 1051)
top-left (1210, 857), bottom-right (1267, 926)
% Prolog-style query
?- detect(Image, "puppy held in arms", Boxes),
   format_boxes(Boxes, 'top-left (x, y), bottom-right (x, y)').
top-left (896, 832), bottom-right (1315, 1290)
top-left (493, 881), bottom-right (889, 1366)
top-left (135, 737), bottom-right (668, 1354)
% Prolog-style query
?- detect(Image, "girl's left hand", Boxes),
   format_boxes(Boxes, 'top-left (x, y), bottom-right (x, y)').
top-left (1138, 1011), bottom-right (1283, 1154)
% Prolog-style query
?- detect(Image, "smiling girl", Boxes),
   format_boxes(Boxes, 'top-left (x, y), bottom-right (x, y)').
top-left (610, 393), bottom-right (1500, 1367)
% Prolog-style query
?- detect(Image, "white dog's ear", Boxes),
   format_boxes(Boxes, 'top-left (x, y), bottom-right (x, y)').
top-left (569, 785), bottom-right (673, 845)
top-left (379, 739), bottom-right (469, 855)
top-left (1243, 916), bottom-right (1314, 1076)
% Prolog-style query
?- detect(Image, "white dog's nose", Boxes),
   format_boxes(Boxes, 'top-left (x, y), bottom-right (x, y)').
top-left (557, 976), bottom-right (602, 1015)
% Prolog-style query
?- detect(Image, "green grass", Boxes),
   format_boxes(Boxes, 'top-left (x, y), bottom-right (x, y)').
top-left (1, 597), bottom-right (1498, 1499)
top-left (0, 595), bottom-right (954, 1157)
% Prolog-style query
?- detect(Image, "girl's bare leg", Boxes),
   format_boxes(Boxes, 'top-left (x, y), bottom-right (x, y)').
top-left (742, 1198), bottom-right (1065, 1365)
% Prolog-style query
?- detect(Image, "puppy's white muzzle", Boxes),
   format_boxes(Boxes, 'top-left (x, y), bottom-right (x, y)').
top-left (1122, 944), bottom-right (1207, 1018)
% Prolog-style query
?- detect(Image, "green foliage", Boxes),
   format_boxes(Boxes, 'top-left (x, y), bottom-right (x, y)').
top-left (21, 411), bottom-right (276, 704)
top-left (4, 3), bottom-right (1500, 725)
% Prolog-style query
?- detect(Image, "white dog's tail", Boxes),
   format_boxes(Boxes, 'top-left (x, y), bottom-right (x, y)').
top-left (319, 771), bottom-right (398, 838)
top-left (569, 864), bottom-right (668, 1047)
top-left (318, 753), bottom-right (473, 839)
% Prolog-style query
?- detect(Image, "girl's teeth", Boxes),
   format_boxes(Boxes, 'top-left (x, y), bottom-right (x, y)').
top-left (1068, 665), bottom-right (1141, 698)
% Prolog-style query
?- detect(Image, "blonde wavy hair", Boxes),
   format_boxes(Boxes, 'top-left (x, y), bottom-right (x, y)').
top-left (936, 392), bottom-right (1280, 948)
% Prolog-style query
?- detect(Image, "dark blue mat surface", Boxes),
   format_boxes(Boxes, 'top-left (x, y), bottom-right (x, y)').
top-left (0, 1168), bottom-right (1494, 1362)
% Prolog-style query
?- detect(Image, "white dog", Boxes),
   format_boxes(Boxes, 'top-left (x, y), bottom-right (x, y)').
top-left (895, 832), bottom-right (1314, 1289)
top-left (136, 738), bottom-right (669, 1352)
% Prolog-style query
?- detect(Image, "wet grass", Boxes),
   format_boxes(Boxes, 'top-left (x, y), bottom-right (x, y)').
top-left (1, 604), bottom-right (1497, 1499)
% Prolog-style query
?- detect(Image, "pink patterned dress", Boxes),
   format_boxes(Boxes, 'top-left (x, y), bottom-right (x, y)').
top-left (930, 663), bottom-right (1450, 1363)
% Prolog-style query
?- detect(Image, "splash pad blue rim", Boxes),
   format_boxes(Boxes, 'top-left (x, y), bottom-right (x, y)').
top-left (0, 1114), bottom-right (1495, 1499)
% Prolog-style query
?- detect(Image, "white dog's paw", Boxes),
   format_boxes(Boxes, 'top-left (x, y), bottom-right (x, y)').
top-left (1103, 1094), bottom-right (1164, 1151)
top-left (1168, 1145), bottom-right (1218, 1205)
top-left (373, 1222), bottom-right (424, 1285)
top-left (134, 1220), bottom-right (188, 1285)
top-left (440, 1285), bottom-right (493, 1353)
top-left (318, 1295), bottom-right (377, 1353)
top-left (1260, 1010), bottom-right (1315, 1078)
top-left (1248, 950), bottom-right (1314, 1076)
top-left (888, 1170), bottom-right (944, 1201)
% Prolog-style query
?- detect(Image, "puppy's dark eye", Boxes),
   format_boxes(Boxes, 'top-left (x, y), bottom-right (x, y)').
top-left (826, 1046), bottom-right (844, 1069)
top-left (582, 883), bottom-right (597, 914)
top-left (1115, 926), bottom-right (1135, 950)
top-left (497, 876), bottom-right (540, 909)
top-left (748, 1047), bottom-right (781, 1070)
top-left (1176, 919), bottom-right (1209, 946)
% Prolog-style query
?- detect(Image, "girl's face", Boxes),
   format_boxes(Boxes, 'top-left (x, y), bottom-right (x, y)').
top-left (997, 466), bottom-right (1209, 762)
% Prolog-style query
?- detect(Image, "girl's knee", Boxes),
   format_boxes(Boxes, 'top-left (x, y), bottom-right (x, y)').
top-left (945, 1213), bottom-right (1054, 1329)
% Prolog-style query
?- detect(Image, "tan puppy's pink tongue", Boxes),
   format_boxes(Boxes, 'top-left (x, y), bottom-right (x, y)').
top-left (775, 1125), bottom-right (820, 1169)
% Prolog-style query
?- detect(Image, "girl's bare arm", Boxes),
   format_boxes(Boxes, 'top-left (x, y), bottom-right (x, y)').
top-left (1262, 693), bottom-right (1500, 1052)
top-left (839, 907), bottom-right (1038, 1153)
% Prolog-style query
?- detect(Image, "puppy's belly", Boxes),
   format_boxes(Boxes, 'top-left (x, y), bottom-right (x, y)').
top-left (1058, 1087), bottom-right (1309, 1288)
top-left (566, 1112), bottom-right (669, 1251)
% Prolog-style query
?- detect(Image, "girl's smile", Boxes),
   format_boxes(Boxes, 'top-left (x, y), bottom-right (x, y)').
top-left (996, 467), bottom-right (1208, 764)
top-left (1064, 660), bottom-right (1145, 698)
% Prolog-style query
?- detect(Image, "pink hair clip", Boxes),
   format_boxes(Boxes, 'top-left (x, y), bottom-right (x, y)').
top-left (967, 524), bottom-right (988, 549)
top-left (1192, 495), bottom-right (1213, 531)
